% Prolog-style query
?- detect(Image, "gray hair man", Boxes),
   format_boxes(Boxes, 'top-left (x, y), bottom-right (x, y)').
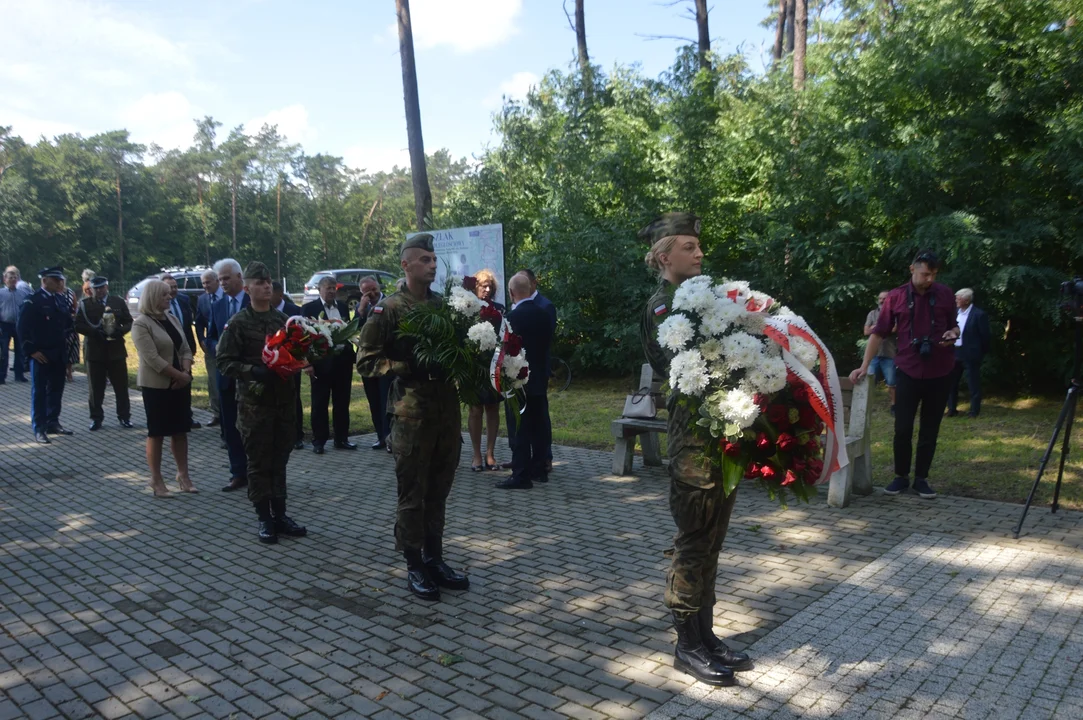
top-left (947, 288), bottom-right (991, 418)
top-left (197, 268), bottom-right (224, 426)
top-left (210, 258), bottom-right (251, 491)
top-left (1, 265), bottom-right (33, 383)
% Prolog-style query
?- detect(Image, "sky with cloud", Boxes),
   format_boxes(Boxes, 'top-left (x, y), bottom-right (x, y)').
top-left (0, 0), bottom-right (773, 172)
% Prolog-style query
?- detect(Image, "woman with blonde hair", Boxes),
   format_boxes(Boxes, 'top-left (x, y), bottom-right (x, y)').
top-left (467, 268), bottom-right (504, 471)
top-left (81, 269), bottom-right (96, 301)
top-left (131, 280), bottom-right (197, 497)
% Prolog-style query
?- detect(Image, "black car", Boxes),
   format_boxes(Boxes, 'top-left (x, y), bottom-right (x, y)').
top-left (302, 269), bottom-right (396, 311)
top-left (127, 267), bottom-right (208, 315)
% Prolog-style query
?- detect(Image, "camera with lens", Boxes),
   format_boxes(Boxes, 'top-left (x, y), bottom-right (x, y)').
top-left (911, 336), bottom-right (933, 359)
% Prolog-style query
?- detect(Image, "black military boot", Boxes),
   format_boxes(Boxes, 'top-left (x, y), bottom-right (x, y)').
top-left (422, 536), bottom-right (470, 591)
top-left (254, 500), bottom-right (277, 544)
top-left (699, 605), bottom-right (753, 671)
top-left (672, 612), bottom-right (737, 686)
top-left (404, 549), bottom-right (440, 601)
top-left (270, 498), bottom-right (308, 538)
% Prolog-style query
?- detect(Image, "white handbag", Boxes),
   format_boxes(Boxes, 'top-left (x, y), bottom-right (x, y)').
top-left (622, 388), bottom-right (657, 419)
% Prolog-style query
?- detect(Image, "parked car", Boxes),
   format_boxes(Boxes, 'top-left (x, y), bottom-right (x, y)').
top-left (127, 267), bottom-right (208, 315)
top-left (302, 269), bottom-right (396, 312)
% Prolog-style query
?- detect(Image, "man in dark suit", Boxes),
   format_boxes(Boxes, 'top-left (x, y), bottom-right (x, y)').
top-left (302, 276), bottom-right (357, 454)
top-left (502, 269), bottom-right (558, 472)
top-left (195, 269), bottom-right (224, 426)
top-left (274, 281), bottom-right (306, 450)
top-left (75, 277), bottom-right (134, 430)
top-left (161, 272), bottom-right (201, 430)
top-left (208, 259), bottom-right (251, 491)
top-left (947, 288), bottom-right (992, 418)
top-left (18, 266), bottom-right (74, 443)
top-left (357, 275), bottom-right (392, 450)
top-left (497, 274), bottom-right (553, 490)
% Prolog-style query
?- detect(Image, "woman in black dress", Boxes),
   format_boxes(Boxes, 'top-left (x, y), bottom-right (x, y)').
top-left (467, 269), bottom-right (504, 471)
top-left (131, 280), bottom-right (197, 497)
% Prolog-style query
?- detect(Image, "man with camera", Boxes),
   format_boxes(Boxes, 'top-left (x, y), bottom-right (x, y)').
top-left (850, 251), bottom-right (960, 499)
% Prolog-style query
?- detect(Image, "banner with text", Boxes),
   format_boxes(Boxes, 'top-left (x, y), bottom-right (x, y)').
top-left (408, 223), bottom-right (506, 305)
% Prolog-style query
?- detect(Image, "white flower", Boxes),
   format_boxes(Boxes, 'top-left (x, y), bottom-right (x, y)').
top-left (448, 286), bottom-right (482, 316)
top-left (700, 299), bottom-right (740, 337)
top-left (720, 332), bottom-right (764, 370)
top-left (791, 337), bottom-right (820, 369)
top-left (672, 275), bottom-right (717, 314)
top-left (715, 280), bottom-right (750, 302)
top-left (717, 388), bottom-right (760, 429)
top-left (736, 311), bottom-right (766, 334)
top-left (467, 322), bottom-right (498, 352)
top-left (669, 349), bottom-right (710, 397)
top-left (743, 356), bottom-right (788, 394)
top-left (700, 338), bottom-right (723, 362)
top-left (775, 305), bottom-right (797, 318)
top-left (658, 313), bottom-right (696, 352)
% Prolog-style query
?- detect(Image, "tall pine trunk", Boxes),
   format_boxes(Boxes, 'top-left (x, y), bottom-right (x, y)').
top-left (575, 0), bottom-right (592, 100)
top-left (773, 0), bottom-right (787, 60)
top-left (793, 0), bottom-right (808, 90)
top-left (694, 0), bottom-right (710, 70)
top-left (396, 0), bottom-right (433, 231)
top-left (785, 0), bottom-right (796, 54)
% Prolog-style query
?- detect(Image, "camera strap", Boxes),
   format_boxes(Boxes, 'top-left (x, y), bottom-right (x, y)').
top-left (906, 284), bottom-right (936, 345)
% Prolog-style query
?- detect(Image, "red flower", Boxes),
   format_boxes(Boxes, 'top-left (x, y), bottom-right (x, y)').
top-left (759, 465), bottom-right (777, 481)
top-left (792, 385), bottom-right (809, 403)
top-left (504, 333), bottom-right (523, 357)
top-left (792, 458), bottom-right (807, 475)
top-left (744, 462), bottom-right (760, 479)
top-left (782, 470), bottom-right (798, 486)
top-left (798, 405), bottom-right (819, 428)
top-left (722, 441), bottom-right (741, 458)
top-left (480, 303), bottom-right (502, 322)
top-left (766, 404), bottom-right (791, 429)
top-left (755, 432), bottom-right (773, 452)
top-left (805, 439), bottom-right (821, 454)
top-left (517, 366), bottom-right (529, 379)
top-left (754, 394), bottom-right (768, 411)
top-left (776, 432), bottom-right (797, 452)
top-left (462, 276), bottom-right (478, 292)
top-left (805, 458), bottom-right (824, 483)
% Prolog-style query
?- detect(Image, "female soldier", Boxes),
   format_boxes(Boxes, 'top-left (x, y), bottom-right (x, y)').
top-left (640, 213), bottom-right (753, 687)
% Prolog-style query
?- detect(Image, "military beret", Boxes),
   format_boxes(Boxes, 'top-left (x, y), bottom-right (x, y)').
top-left (38, 266), bottom-right (65, 280)
top-left (402, 232), bottom-right (435, 254)
top-left (243, 261), bottom-right (271, 281)
top-left (89, 276), bottom-right (109, 288)
top-left (638, 212), bottom-right (701, 246)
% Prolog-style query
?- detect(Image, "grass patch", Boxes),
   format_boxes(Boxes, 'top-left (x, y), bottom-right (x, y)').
top-left (85, 338), bottom-right (1083, 508)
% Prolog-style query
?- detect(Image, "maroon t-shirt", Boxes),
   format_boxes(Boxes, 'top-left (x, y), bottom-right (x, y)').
top-left (873, 281), bottom-right (958, 379)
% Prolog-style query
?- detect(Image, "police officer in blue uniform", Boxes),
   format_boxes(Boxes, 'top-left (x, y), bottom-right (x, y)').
top-left (18, 266), bottom-right (75, 444)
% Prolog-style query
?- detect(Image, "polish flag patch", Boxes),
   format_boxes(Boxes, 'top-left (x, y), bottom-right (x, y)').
top-left (654, 304), bottom-right (667, 316)
top-left (373, 306), bottom-right (384, 314)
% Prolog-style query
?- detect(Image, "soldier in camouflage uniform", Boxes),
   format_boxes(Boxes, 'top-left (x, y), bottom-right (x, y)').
top-left (640, 213), bottom-right (753, 687)
top-left (357, 233), bottom-right (469, 601)
top-left (217, 262), bottom-right (308, 545)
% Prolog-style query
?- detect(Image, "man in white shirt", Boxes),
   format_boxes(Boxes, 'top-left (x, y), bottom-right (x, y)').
top-left (947, 288), bottom-right (992, 418)
top-left (1, 266), bottom-right (33, 383)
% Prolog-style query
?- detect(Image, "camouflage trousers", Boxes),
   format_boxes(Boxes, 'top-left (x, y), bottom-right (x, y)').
top-left (391, 410), bottom-right (462, 551)
top-left (665, 445), bottom-right (739, 616)
top-left (238, 400), bottom-right (295, 504)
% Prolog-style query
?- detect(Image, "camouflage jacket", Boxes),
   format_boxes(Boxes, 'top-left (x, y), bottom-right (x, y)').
top-left (356, 288), bottom-right (458, 419)
top-left (216, 307), bottom-right (293, 407)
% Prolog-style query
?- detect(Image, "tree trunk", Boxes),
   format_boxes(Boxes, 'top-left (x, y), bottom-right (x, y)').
top-left (773, 0), bottom-right (786, 60)
top-left (276, 177), bottom-right (282, 279)
top-left (575, 0), bottom-right (592, 99)
top-left (197, 176), bottom-right (210, 265)
top-left (785, 0), bottom-right (796, 54)
top-left (231, 177), bottom-right (238, 251)
top-left (395, 0), bottom-right (433, 231)
top-left (115, 173), bottom-right (124, 287)
top-left (793, 0), bottom-right (808, 90)
top-left (694, 0), bottom-right (710, 70)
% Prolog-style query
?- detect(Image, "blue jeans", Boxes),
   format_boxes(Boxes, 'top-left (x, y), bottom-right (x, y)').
top-left (869, 355), bottom-right (897, 387)
top-left (0, 321), bottom-right (24, 381)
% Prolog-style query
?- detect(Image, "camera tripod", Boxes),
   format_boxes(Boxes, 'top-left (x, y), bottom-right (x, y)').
top-left (1013, 319), bottom-right (1081, 538)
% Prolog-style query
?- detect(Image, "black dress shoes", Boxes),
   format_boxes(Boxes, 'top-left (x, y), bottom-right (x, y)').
top-left (258, 520), bottom-right (278, 544)
top-left (119, 419), bottom-right (134, 429)
top-left (424, 558), bottom-right (470, 590)
top-left (190, 421), bottom-right (202, 429)
top-left (274, 516), bottom-right (308, 537)
top-left (406, 568), bottom-right (440, 601)
top-left (312, 445), bottom-right (325, 455)
top-left (334, 440), bottom-right (357, 450)
top-left (46, 425), bottom-right (73, 436)
top-left (371, 440), bottom-right (386, 450)
top-left (89, 420), bottom-right (103, 431)
top-left (699, 607), bottom-right (753, 671)
top-left (293, 440), bottom-right (305, 450)
top-left (34, 432), bottom-right (51, 444)
top-left (222, 477), bottom-right (248, 492)
top-left (207, 417), bottom-right (221, 427)
top-left (535, 474), bottom-right (549, 483)
top-left (495, 477), bottom-right (533, 490)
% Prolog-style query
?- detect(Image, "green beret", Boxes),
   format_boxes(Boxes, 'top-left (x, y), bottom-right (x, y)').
top-left (638, 212), bottom-right (701, 246)
top-left (402, 232), bottom-right (435, 254)
top-left (243, 261), bottom-right (271, 281)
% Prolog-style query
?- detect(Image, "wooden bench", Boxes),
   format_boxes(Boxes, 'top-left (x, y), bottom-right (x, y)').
top-left (611, 364), bottom-right (666, 475)
top-left (826, 377), bottom-right (874, 507)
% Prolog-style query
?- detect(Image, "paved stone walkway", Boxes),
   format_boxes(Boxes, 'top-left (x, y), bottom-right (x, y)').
top-left (1, 377), bottom-right (1082, 720)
